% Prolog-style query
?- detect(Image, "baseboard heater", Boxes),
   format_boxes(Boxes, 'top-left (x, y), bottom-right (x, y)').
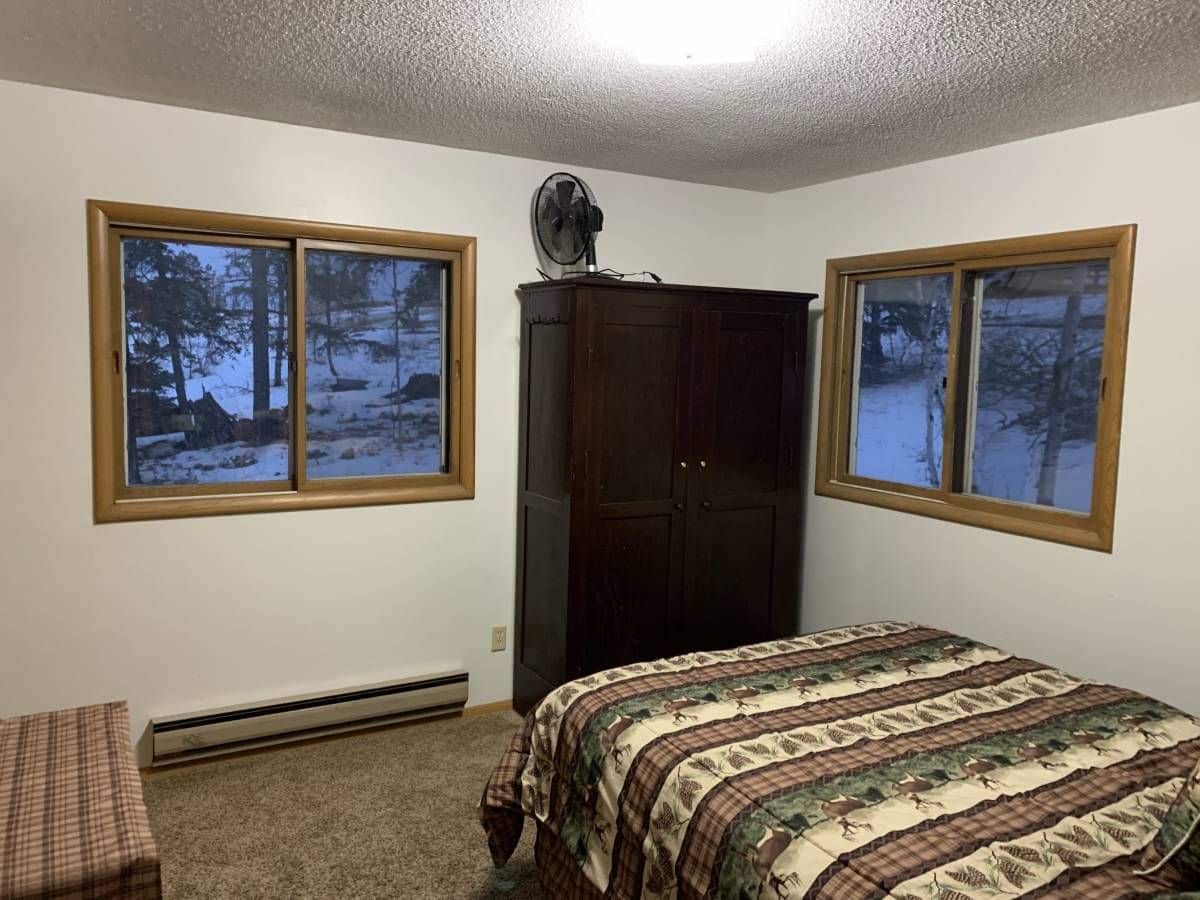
top-left (150, 670), bottom-right (468, 765)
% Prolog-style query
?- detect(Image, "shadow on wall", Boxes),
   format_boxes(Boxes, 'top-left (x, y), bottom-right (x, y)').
top-left (796, 305), bottom-right (824, 633)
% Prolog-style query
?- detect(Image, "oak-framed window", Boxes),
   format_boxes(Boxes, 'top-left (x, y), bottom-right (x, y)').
top-left (88, 200), bottom-right (476, 522)
top-left (815, 225), bottom-right (1135, 551)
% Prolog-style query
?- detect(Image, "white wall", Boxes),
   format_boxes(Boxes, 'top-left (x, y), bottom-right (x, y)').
top-left (4, 78), bottom-right (1196, 762)
top-left (0, 80), bottom-right (771, 761)
top-left (766, 101), bottom-right (1200, 714)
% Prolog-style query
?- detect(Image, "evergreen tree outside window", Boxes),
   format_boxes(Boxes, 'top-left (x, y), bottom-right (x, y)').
top-left (88, 201), bottom-right (476, 522)
top-left (120, 237), bottom-right (292, 488)
top-left (301, 246), bottom-right (448, 480)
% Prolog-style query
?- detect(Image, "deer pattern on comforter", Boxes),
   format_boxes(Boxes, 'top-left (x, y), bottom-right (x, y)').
top-left (480, 622), bottom-right (1199, 898)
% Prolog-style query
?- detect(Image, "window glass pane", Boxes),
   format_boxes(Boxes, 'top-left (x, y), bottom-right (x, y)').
top-left (304, 249), bottom-right (447, 478)
top-left (121, 237), bottom-right (291, 486)
top-left (849, 273), bottom-right (952, 487)
top-left (968, 260), bottom-right (1108, 512)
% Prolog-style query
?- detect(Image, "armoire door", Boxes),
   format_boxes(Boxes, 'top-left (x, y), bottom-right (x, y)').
top-left (582, 292), bottom-right (695, 673)
top-left (684, 305), bottom-right (806, 651)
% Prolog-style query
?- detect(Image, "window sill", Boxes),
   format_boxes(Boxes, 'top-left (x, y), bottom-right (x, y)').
top-left (813, 477), bottom-right (1112, 552)
top-left (95, 478), bottom-right (474, 523)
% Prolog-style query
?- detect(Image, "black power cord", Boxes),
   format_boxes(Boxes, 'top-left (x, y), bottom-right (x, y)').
top-left (537, 268), bottom-right (663, 283)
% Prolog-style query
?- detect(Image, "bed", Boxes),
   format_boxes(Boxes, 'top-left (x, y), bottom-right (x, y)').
top-left (480, 621), bottom-right (1199, 898)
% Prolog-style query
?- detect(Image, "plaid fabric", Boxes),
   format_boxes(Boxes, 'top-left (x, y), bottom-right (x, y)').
top-left (479, 713), bottom-right (536, 866)
top-left (480, 622), bottom-right (1200, 899)
top-left (546, 625), bottom-right (945, 824)
top-left (0, 702), bottom-right (160, 900)
top-left (678, 683), bottom-right (1137, 890)
top-left (1023, 854), bottom-right (1186, 898)
top-left (815, 740), bottom-right (1200, 898)
top-left (533, 822), bottom-right (603, 899)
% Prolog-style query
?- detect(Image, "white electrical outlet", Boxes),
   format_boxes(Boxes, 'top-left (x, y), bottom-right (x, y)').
top-left (490, 625), bottom-right (507, 652)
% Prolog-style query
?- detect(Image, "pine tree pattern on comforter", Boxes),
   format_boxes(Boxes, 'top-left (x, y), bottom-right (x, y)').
top-left (481, 622), bottom-right (1200, 898)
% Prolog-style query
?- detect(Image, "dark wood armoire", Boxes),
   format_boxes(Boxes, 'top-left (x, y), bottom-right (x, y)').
top-left (513, 277), bottom-right (816, 713)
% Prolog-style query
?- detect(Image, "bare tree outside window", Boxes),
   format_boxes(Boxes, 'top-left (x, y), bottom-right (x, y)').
top-left (969, 261), bottom-right (1107, 512)
top-left (851, 273), bottom-right (951, 488)
top-left (815, 225), bottom-right (1134, 551)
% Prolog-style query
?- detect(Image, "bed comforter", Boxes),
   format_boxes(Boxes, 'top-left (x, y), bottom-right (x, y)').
top-left (481, 621), bottom-right (1199, 898)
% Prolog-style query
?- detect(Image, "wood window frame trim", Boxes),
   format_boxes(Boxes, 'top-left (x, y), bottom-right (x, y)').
top-left (87, 199), bottom-right (477, 523)
top-left (814, 224), bottom-right (1136, 552)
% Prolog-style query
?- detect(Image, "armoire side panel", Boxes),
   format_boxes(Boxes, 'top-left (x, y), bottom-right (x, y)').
top-left (524, 322), bottom-right (571, 499)
top-left (520, 505), bottom-right (568, 683)
top-left (514, 294), bottom-right (574, 714)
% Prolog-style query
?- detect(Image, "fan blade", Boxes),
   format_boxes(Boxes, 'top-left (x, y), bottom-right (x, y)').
top-left (536, 176), bottom-right (589, 264)
top-left (555, 179), bottom-right (576, 215)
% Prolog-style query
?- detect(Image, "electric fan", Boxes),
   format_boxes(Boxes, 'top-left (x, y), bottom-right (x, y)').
top-left (532, 172), bottom-right (605, 275)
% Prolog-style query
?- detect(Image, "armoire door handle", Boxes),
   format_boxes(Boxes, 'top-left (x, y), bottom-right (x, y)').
top-left (674, 503), bottom-right (684, 511)
top-left (701, 500), bottom-right (712, 510)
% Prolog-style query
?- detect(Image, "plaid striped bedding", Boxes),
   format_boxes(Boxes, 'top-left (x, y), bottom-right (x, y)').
top-left (481, 622), bottom-right (1200, 898)
top-left (0, 701), bottom-right (161, 900)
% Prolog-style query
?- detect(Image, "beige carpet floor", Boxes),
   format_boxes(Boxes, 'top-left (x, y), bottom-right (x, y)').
top-left (141, 710), bottom-right (540, 899)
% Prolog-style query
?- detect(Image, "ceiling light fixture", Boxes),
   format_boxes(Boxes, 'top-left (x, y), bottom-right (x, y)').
top-left (585, 0), bottom-right (800, 66)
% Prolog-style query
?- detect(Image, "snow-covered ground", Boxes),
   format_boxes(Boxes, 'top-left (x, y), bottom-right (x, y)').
top-left (133, 344), bottom-right (293, 484)
top-left (132, 309), bottom-right (443, 485)
top-left (304, 324), bottom-right (443, 479)
top-left (853, 379), bottom-right (943, 487)
top-left (851, 289), bottom-right (948, 487)
top-left (970, 404), bottom-right (1094, 512)
top-left (969, 291), bottom-right (1103, 512)
top-left (136, 438), bottom-right (291, 484)
top-left (849, 281), bottom-right (1103, 513)
top-left (852, 377), bottom-right (1096, 513)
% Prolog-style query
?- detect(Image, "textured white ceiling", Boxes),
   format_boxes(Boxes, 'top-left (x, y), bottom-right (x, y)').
top-left (2, 1), bottom-right (1199, 192)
